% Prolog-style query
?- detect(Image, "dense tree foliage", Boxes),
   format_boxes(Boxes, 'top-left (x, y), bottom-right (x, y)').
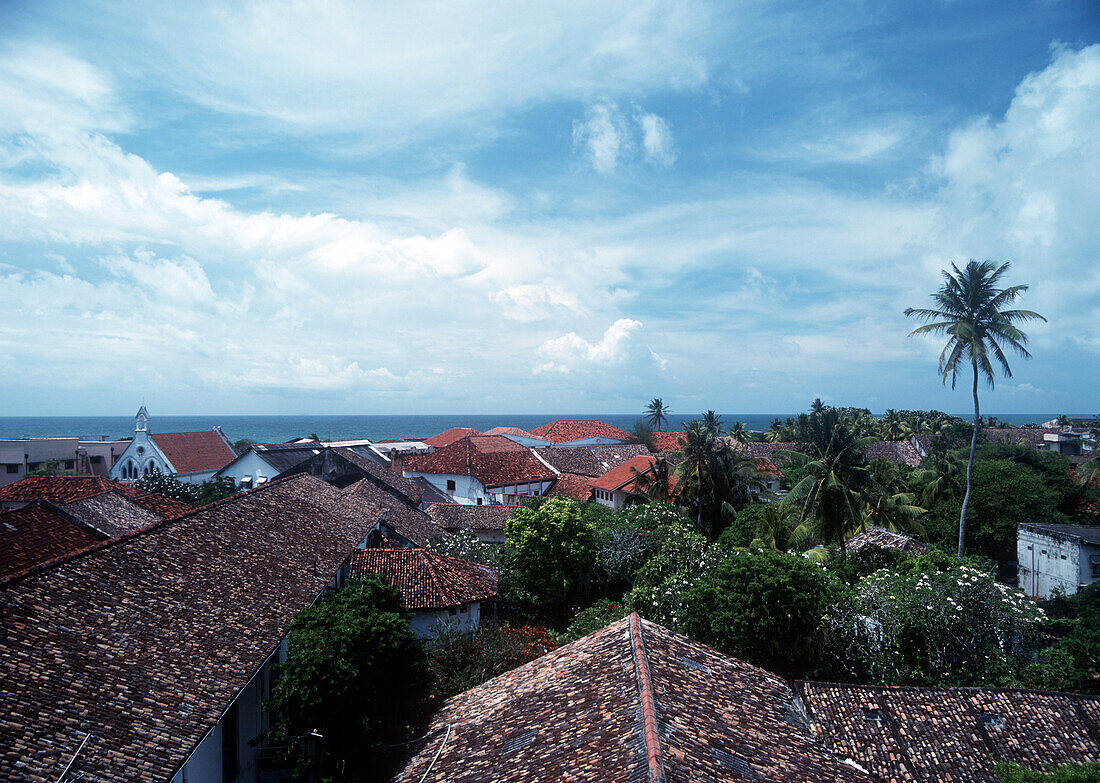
top-left (269, 578), bottom-right (429, 781)
top-left (996, 762), bottom-right (1100, 782)
top-left (133, 468), bottom-right (238, 506)
top-left (427, 623), bottom-right (556, 700)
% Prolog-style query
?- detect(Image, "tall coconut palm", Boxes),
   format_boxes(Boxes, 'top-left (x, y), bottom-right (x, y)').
top-left (905, 260), bottom-right (1045, 557)
top-left (701, 410), bottom-right (724, 435)
top-left (727, 421), bottom-right (748, 443)
top-left (879, 409), bottom-right (905, 441)
top-left (645, 398), bottom-right (671, 432)
top-left (914, 452), bottom-right (963, 508)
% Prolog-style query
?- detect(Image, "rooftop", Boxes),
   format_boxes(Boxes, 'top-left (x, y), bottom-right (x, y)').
top-left (591, 454), bottom-right (661, 492)
top-left (529, 419), bottom-right (634, 445)
top-left (150, 429), bottom-right (236, 474)
top-left (550, 472), bottom-right (596, 501)
top-left (649, 430), bottom-right (685, 452)
top-left (405, 436), bottom-right (556, 488)
top-left (0, 474), bottom-right (386, 782)
top-left (348, 548), bottom-right (497, 610)
top-left (1020, 523), bottom-right (1100, 547)
top-left (533, 444), bottom-right (650, 477)
top-left (0, 475), bottom-right (142, 504)
top-left (799, 681), bottom-right (1100, 782)
top-left (395, 614), bottom-right (874, 782)
top-left (0, 502), bottom-right (104, 579)
top-left (425, 502), bottom-right (516, 532)
top-left (845, 526), bottom-right (930, 556)
top-left (424, 427), bottom-right (482, 448)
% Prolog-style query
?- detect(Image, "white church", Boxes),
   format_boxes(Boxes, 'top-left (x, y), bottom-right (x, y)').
top-left (110, 407), bottom-right (237, 484)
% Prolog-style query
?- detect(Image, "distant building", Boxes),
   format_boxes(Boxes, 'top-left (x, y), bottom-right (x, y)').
top-left (1017, 522), bottom-right (1100, 598)
top-left (425, 502), bottom-right (515, 544)
top-left (0, 437), bottom-right (127, 488)
top-left (402, 435), bottom-right (556, 505)
top-left (528, 419), bottom-right (634, 448)
top-left (109, 407), bottom-right (236, 484)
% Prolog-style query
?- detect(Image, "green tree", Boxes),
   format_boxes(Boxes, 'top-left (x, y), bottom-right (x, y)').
top-left (679, 549), bottom-right (843, 678)
top-left (673, 420), bottom-right (764, 540)
top-left (914, 452), bottom-right (963, 508)
top-left (630, 418), bottom-right (657, 451)
top-left (645, 398), bottom-right (671, 431)
top-left (996, 762), bottom-right (1100, 782)
top-left (905, 260), bottom-right (1045, 557)
top-left (700, 410), bottom-right (724, 435)
top-left (269, 577), bottom-right (429, 780)
top-left (727, 421), bottom-right (748, 443)
top-left (502, 496), bottom-right (596, 625)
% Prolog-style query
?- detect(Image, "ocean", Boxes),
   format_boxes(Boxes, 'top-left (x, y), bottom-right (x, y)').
top-left (0, 413), bottom-right (1068, 444)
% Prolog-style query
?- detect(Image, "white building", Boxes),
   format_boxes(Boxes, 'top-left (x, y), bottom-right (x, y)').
top-left (399, 435), bottom-right (556, 506)
top-left (1017, 523), bottom-right (1100, 598)
top-left (110, 407), bottom-right (236, 484)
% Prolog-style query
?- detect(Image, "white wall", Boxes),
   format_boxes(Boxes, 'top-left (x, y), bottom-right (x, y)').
top-left (215, 451), bottom-right (277, 488)
top-left (109, 428), bottom-right (170, 481)
top-left (402, 472), bottom-right (487, 505)
top-left (410, 601), bottom-right (481, 638)
top-left (1018, 527), bottom-right (1083, 598)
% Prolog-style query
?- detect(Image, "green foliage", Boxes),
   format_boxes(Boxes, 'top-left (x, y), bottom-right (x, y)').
top-left (28, 459), bottom-right (73, 476)
top-left (501, 496), bottom-right (596, 625)
top-left (717, 504), bottom-right (768, 549)
top-left (970, 444), bottom-right (1083, 515)
top-left (645, 398), bottom-right (671, 431)
top-left (1026, 583), bottom-right (1100, 692)
top-left (996, 762), bottom-right (1100, 782)
top-left (926, 459), bottom-right (1065, 571)
top-left (1020, 646), bottom-right (1082, 691)
top-left (426, 529), bottom-right (500, 568)
top-left (825, 544), bottom-right (911, 585)
top-left (678, 549), bottom-right (843, 678)
top-left (561, 599), bottom-right (630, 642)
top-left (427, 623), bottom-right (557, 700)
top-left (232, 438), bottom-right (257, 454)
top-left (823, 564), bottom-right (1044, 686)
top-left (133, 469), bottom-right (238, 506)
top-left (631, 418), bottom-right (657, 451)
top-left (626, 523), bottom-right (713, 627)
top-left (269, 578), bottom-right (429, 780)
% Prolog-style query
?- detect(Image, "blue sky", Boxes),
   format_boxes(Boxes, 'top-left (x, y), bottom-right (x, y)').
top-left (1, 1), bottom-right (1098, 416)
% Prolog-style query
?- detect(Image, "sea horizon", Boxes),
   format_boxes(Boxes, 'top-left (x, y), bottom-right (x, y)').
top-left (0, 412), bottom-right (1079, 445)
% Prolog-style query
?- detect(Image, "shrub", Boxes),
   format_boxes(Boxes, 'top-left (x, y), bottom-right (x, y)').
top-left (561, 599), bottom-right (630, 642)
top-left (427, 623), bottom-right (557, 699)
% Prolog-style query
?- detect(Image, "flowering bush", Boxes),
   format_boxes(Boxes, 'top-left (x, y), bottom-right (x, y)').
top-left (427, 530), bottom-right (500, 568)
top-left (824, 564), bottom-right (1045, 686)
top-left (625, 523), bottom-right (716, 627)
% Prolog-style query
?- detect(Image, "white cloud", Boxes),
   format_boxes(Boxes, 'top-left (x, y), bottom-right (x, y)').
top-left (636, 111), bottom-right (676, 167)
top-left (573, 101), bottom-right (627, 174)
top-left (535, 318), bottom-right (646, 374)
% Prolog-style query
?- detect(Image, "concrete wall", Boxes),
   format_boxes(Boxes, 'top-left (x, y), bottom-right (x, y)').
top-left (402, 472), bottom-right (487, 504)
top-left (110, 428), bottom-right (170, 481)
top-left (1018, 527), bottom-right (1085, 598)
top-left (409, 601), bottom-right (481, 638)
top-left (216, 451), bottom-right (278, 488)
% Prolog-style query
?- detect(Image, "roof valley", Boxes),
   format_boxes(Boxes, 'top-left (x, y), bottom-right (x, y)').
top-left (629, 613), bottom-right (667, 783)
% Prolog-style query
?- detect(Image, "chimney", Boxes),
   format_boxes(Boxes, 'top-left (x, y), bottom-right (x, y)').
top-left (390, 449), bottom-right (405, 476)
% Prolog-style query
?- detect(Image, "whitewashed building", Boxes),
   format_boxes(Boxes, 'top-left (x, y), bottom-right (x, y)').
top-left (1018, 523), bottom-right (1100, 598)
top-left (399, 435), bottom-right (556, 505)
top-left (109, 407), bottom-right (236, 484)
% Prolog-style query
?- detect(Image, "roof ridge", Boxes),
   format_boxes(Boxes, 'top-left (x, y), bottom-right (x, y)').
top-left (629, 612), bottom-right (666, 783)
top-left (0, 472), bottom-right (318, 588)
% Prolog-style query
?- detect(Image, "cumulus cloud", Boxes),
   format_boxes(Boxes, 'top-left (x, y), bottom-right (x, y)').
top-left (535, 318), bottom-right (645, 374)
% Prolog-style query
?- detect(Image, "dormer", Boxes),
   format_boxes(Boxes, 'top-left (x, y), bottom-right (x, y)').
top-left (135, 406), bottom-right (150, 433)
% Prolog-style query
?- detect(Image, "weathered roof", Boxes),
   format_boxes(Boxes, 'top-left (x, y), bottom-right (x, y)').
top-left (395, 614), bottom-right (874, 782)
top-left (329, 446), bottom-right (425, 505)
top-left (845, 526), bottom-right (930, 556)
top-left (529, 419), bottom-right (634, 444)
top-left (799, 681), bottom-right (1100, 783)
top-left (550, 472), bottom-right (596, 501)
top-left (242, 442), bottom-right (325, 473)
top-left (983, 427), bottom-right (1060, 448)
top-left (349, 548), bottom-right (497, 610)
top-left (150, 429), bottom-right (236, 474)
top-left (405, 436), bottom-right (556, 488)
top-left (1020, 523), bottom-right (1100, 547)
top-left (425, 502), bottom-right (515, 532)
top-left (650, 430), bottom-right (686, 452)
top-left (0, 502), bottom-right (104, 579)
top-left (130, 492), bottom-right (196, 519)
top-left (424, 427), bottom-right (482, 448)
top-left (0, 475), bottom-right (141, 504)
top-left (341, 479), bottom-right (444, 547)
top-left (591, 455), bottom-right (660, 492)
top-left (737, 441), bottom-right (809, 466)
top-left (863, 440), bottom-right (923, 468)
top-left (62, 490), bottom-right (163, 537)
top-left (483, 426), bottom-right (540, 439)
top-left (0, 474), bottom-right (386, 783)
top-left (533, 444), bottom-right (650, 477)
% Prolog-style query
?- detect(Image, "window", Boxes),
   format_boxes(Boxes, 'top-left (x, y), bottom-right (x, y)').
top-left (1041, 550), bottom-right (1047, 556)
top-left (862, 708), bottom-right (881, 722)
top-left (1061, 554), bottom-right (1067, 560)
top-left (1092, 559), bottom-right (1100, 579)
top-left (63, 460), bottom-right (74, 470)
top-left (459, 605), bottom-right (468, 613)
top-left (90, 456), bottom-right (103, 464)
top-left (446, 479), bottom-right (456, 491)
top-left (476, 498), bottom-right (483, 506)
top-left (4, 464), bottom-right (18, 474)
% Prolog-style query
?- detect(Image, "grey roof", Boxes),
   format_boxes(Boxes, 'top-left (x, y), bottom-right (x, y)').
top-left (1020, 523), bottom-right (1100, 547)
top-left (62, 491), bottom-right (162, 537)
top-left (234, 443), bottom-right (324, 474)
top-left (533, 444), bottom-right (650, 477)
top-left (426, 503), bottom-right (516, 532)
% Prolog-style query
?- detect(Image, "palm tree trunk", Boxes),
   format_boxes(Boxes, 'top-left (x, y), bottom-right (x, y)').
top-left (959, 360), bottom-right (979, 558)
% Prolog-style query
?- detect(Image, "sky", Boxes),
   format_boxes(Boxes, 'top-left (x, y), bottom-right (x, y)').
top-left (1, 1), bottom-right (1098, 417)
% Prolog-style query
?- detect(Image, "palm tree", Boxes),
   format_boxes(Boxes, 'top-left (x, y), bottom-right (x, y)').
top-left (778, 409), bottom-right (878, 555)
top-left (701, 410), bottom-right (724, 435)
top-left (905, 260), bottom-right (1045, 557)
top-left (672, 421), bottom-right (765, 539)
top-left (727, 421), bottom-right (748, 443)
top-left (879, 409), bottom-right (905, 441)
top-left (645, 398), bottom-right (671, 432)
top-left (811, 397), bottom-right (827, 414)
top-left (631, 457), bottom-right (675, 502)
top-left (914, 452), bottom-right (963, 508)
top-left (766, 418), bottom-right (784, 443)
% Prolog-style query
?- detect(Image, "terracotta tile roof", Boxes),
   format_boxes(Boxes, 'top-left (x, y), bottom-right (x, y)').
top-left (737, 441), bottom-right (809, 467)
top-left (983, 427), bottom-right (1060, 448)
top-left (533, 444), bottom-right (651, 477)
top-left (529, 419), bottom-right (634, 444)
top-left (650, 430), bottom-right (686, 452)
top-left (845, 526), bottom-right (930, 556)
top-left (483, 426), bottom-right (539, 439)
top-left (550, 472), bottom-right (595, 501)
top-left (912, 433), bottom-right (934, 456)
top-left (591, 455), bottom-right (660, 492)
top-left (341, 479), bottom-right (444, 547)
top-left (425, 427), bottom-right (482, 448)
top-left (61, 490), bottom-right (163, 537)
top-left (130, 492), bottom-right (196, 518)
top-left (0, 475), bottom-right (141, 504)
top-left (863, 440), bottom-right (923, 468)
top-left (349, 548), bottom-right (497, 610)
top-left (799, 681), bottom-right (1100, 782)
top-left (405, 436), bottom-right (556, 488)
top-left (0, 474), bottom-right (387, 783)
top-left (150, 429), bottom-right (236, 474)
top-left (329, 446), bottom-right (426, 505)
top-left (425, 503), bottom-right (515, 532)
top-left (0, 502), bottom-right (104, 579)
top-left (394, 615), bottom-right (874, 783)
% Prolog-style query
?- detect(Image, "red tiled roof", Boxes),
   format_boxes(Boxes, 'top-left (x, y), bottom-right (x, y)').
top-left (0, 502), bottom-right (104, 579)
top-left (394, 615), bottom-right (876, 783)
top-left (424, 427), bottom-right (481, 448)
top-left (131, 492), bottom-right (196, 518)
top-left (404, 436), bottom-right (556, 488)
top-left (649, 430), bottom-right (686, 452)
top-left (425, 503), bottom-right (516, 532)
top-left (533, 444), bottom-right (650, 477)
top-left (800, 681), bottom-right (1100, 782)
top-left (529, 419), bottom-right (633, 444)
top-left (550, 472), bottom-right (595, 501)
top-left (483, 426), bottom-right (539, 439)
top-left (151, 430), bottom-right (236, 474)
top-left (0, 475), bottom-right (143, 504)
top-left (349, 548), bottom-right (497, 610)
top-left (863, 440), bottom-right (923, 468)
top-left (0, 474), bottom-right (388, 782)
top-left (591, 455), bottom-right (660, 492)
top-left (755, 457), bottom-right (783, 478)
